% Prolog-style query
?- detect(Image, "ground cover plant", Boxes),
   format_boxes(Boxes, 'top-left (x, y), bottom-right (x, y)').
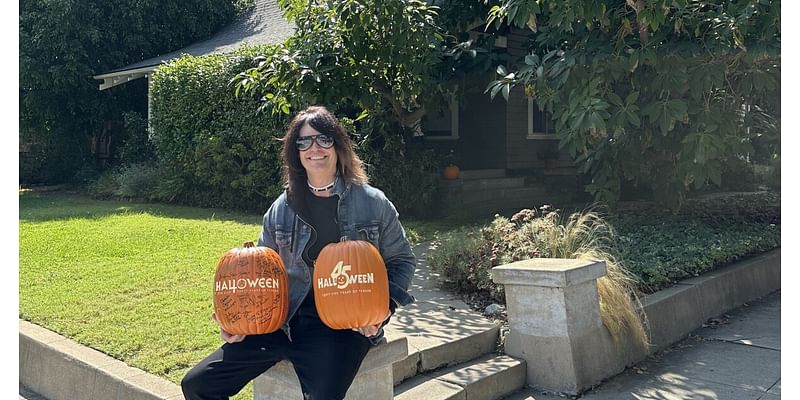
top-left (426, 193), bottom-right (779, 347)
top-left (428, 192), bottom-right (780, 302)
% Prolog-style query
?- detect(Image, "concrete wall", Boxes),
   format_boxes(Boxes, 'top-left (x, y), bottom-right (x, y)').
top-left (493, 249), bottom-right (781, 394)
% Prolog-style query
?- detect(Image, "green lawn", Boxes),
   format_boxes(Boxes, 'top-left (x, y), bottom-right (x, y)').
top-left (19, 191), bottom-right (276, 398)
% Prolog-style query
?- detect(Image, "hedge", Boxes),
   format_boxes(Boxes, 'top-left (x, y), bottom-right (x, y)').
top-left (149, 45), bottom-right (289, 212)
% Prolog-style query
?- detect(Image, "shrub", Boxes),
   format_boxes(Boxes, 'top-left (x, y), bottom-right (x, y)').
top-left (683, 191), bottom-right (780, 224)
top-left (149, 45), bottom-right (288, 212)
top-left (114, 163), bottom-right (166, 200)
top-left (346, 114), bottom-right (441, 218)
top-left (86, 172), bottom-right (119, 200)
top-left (429, 206), bottom-right (648, 348)
top-left (118, 111), bottom-right (156, 166)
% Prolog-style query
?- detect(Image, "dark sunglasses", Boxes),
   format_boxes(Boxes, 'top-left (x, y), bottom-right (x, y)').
top-left (295, 134), bottom-right (335, 151)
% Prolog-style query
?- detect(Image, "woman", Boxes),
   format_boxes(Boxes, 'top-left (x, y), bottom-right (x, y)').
top-left (182, 105), bottom-right (416, 400)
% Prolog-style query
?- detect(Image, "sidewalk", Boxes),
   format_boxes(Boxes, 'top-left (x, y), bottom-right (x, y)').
top-left (506, 290), bottom-right (781, 400)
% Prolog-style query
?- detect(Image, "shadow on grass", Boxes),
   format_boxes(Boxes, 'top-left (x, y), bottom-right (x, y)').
top-left (19, 190), bottom-right (265, 226)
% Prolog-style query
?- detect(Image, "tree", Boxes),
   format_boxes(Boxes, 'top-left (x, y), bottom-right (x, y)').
top-left (233, 0), bottom-right (496, 131)
top-left (485, 0), bottom-right (780, 209)
top-left (20, 0), bottom-right (246, 183)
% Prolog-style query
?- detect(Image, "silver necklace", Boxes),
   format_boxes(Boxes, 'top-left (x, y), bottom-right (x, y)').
top-left (308, 177), bottom-right (336, 192)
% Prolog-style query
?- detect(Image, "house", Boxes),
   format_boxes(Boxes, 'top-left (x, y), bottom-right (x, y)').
top-left (96, 0), bottom-right (584, 216)
top-left (93, 0), bottom-right (294, 108)
top-left (422, 25), bottom-right (585, 215)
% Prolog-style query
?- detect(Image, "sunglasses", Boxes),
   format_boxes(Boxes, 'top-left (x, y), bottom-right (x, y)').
top-left (295, 134), bottom-right (335, 151)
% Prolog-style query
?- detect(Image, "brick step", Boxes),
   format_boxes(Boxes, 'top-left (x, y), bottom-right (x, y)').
top-left (462, 177), bottom-right (527, 191)
top-left (394, 354), bottom-right (526, 400)
top-left (460, 187), bottom-right (548, 205)
top-left (458, 169), bottom-right (507, 180)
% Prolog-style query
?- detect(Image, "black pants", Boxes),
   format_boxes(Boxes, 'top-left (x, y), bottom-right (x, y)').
top-left (181, 314), bottom-right (372, 400)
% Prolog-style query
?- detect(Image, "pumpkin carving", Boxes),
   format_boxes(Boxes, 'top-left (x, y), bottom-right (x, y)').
top-left (213, 241), bottom-right (288, 335)
top-left (313, 240), bottom-right (389, 329)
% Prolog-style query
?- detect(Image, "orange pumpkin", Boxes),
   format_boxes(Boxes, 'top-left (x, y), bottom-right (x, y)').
top-left (313, 240), bottom-right (389, 329)
top-left (443, 164), bottom-right (460, 180)
top-left (213, 241), bottom-right (288, 335)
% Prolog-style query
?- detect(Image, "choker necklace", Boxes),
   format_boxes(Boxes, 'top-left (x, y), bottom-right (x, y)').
top-left (308, 178), bottom-right (336, 192)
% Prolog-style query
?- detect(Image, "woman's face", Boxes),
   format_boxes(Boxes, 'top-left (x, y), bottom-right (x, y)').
top-left (297, 122), bottom-right (338, 181)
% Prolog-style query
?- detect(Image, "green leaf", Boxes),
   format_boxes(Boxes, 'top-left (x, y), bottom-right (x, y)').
top-left (497, 64), bottom-right (508, 76)
top-left (626, 111), bottom-right (641, 127)
top-left (607, 92), bottom-right (623, 107)
top-left (355, 109), bottom-right (369, 121)
top-left (625, 91), bottom-right (640, 105)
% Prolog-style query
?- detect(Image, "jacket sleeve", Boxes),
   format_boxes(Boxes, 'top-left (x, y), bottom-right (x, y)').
top-left (378, 198), bottom-right (416, 308)
top-left (257, 203), bottom-right (278, 251)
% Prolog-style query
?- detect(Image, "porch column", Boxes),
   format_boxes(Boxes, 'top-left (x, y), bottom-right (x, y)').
top-left (492, 258), bottom-right (608, 394)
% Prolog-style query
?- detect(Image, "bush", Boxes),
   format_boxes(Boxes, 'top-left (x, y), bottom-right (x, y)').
top-left (114, 163), bottom-right (166, 200)
top-left (683, 191), bottom-right (780, 224)
top-left (86, 172), bottom-right (119, 200)
top-left (149, 45), bottom-right (288, 212)
top-left (429, 206), bottom-right (648, 347)
top-left (347, 114), bottom-right (441, 218)
top-left (118, 112), bottom-right (156, 166)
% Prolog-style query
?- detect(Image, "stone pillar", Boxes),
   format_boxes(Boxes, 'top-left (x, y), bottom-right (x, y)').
top-left (253, 336), bottom-right (408, 400)
top-left (492, 258), bottom-right (611, 394)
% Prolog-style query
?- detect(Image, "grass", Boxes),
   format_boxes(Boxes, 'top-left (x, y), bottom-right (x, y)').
top-left (19, 191), bottom-right (269, 399)
top-left (18, 190), bottom-right (463, 398)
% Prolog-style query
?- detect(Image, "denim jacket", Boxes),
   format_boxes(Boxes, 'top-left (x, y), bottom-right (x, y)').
top-left (257, 178), bottom-right (416, 340)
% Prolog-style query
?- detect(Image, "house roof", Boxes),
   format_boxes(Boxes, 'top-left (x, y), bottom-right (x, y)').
top-left (94, 0), bottom-right (295, 90)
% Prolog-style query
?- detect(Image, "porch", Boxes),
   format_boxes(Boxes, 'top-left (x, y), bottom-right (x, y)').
top-left (437, 168), bottom-right (588, 218)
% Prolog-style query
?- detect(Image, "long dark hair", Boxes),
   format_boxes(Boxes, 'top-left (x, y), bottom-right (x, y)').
top-left (281, 106), bottom-right (368, 197)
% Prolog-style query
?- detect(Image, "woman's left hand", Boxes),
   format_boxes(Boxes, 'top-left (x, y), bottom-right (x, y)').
top-left (352, 310), bottom-right (392, 337)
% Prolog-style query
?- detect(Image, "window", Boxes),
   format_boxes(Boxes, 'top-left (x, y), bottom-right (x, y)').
top-left (423, 96), bottom-right (459, 140)
top-left (527, 97), bottom-right (556, 139)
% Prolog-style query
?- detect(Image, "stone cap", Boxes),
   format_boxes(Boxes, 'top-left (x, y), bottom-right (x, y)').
top-left (491, 258), bottom-right (606, 287)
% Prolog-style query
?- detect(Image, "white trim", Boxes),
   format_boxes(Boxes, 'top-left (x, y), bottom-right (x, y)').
top-left (424, 96), bottom-right (459, 141)
top-left (94, 66), bottom-right (158, 90)
top-left (526, 97), bottom-right (556, 139)
top-left (146, 75), bottom-right (153, 135)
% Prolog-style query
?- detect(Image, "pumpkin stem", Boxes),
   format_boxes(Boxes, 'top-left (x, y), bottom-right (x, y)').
top-left (243, 241), bottom-right (255, 248)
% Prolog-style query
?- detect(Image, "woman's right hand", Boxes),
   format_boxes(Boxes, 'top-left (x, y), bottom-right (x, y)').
top-left (211, 312), bottom-right (247, 344)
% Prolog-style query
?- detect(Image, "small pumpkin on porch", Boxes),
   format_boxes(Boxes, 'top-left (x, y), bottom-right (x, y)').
top-left (213, 241), bottom-right (289, 335)
top-left (442, 164), bottom-right (460, 180)
top-left (313, 240), bottom-right (390, 329)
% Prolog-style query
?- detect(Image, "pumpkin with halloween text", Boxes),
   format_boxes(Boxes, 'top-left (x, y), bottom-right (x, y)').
top-left (213, 241), bottom-right (288, 335)
top-left (314, 240), bottom-right (390, 329)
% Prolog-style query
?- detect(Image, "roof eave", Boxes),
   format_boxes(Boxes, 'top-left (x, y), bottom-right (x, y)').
top-left (93, 65), bottom-right (159, 90)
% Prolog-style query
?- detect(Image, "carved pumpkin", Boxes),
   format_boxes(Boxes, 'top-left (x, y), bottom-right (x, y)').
top-left (443, 164), bottom-right (460, 180)
top-left (213, 241), bottom-right (288, 335)
top-left (314, 240), bottom-right (390, 329)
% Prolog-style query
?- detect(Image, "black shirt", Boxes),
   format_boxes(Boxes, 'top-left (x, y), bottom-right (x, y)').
top-left (297, 191), bottom-right (340, 316)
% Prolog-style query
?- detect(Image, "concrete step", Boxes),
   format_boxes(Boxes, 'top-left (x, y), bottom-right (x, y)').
top-left (393, 354), bottom-right (527, 400)
top-left (461, 187), bottom-right (548, 205)
top-left (459, 169), bottom-right (506, 180)
top-left (462, 177), bottom-right (526, 191)
top-left (386, 300), bottom-right (502, 385)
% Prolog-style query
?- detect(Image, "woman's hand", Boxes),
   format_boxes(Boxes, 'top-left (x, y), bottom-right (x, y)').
top-left (352, 310), bottom-right (392, 337)
top-left (211, 312), bottom-right (247, 344)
